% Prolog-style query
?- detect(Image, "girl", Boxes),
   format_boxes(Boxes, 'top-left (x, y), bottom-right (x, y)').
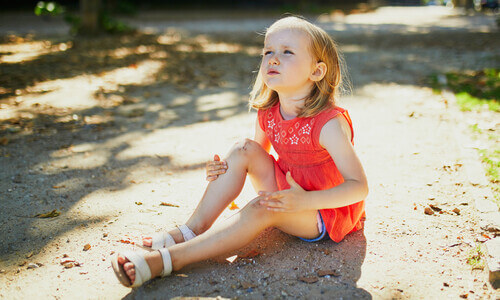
top-left (112, 16), bottom-right (368, 288)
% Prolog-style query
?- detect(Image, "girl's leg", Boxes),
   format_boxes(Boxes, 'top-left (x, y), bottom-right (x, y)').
top-left (120, 197), bottom-right (319, 283)
top-left (144, 139), bottom-right (278, 245)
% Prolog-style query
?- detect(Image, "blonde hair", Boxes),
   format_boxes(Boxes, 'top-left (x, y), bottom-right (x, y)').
top-left (249, 16), bottom-right (347, 118)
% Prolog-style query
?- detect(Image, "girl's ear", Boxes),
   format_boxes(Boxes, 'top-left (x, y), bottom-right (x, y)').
top-left (310, 62), bottom-right (327, 82)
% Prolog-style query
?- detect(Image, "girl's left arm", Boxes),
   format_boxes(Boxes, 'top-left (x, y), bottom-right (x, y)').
top-left (260, 116), bottom-right (368, 212)
top-left (309, 116), bottom-right (369, 209)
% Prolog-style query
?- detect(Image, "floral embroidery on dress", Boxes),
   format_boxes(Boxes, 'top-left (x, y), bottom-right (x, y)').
top-left (290, 134), bottom-right (299, 145)
top-left (267, 119), bottom-right (275, 130)
top-left (300, 123), bottom-right (312, 135)
top-left (274, 132), bottom-right (281, 143)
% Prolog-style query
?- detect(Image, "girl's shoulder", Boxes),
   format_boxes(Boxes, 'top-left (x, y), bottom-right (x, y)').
top-left (312, 105), bottom-right (354, 145)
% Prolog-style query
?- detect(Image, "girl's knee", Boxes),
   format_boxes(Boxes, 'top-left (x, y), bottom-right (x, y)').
top-left (241, 197), bottom-right (277, 222)
top-left (231, 138), bottom-right (262, 158)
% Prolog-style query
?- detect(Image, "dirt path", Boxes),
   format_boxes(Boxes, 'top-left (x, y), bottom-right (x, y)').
top-left (0, 7), bottom-right (499, 299)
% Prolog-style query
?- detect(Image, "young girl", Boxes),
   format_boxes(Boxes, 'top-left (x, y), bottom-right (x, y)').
top-left (112, 16), bottom-right (368, 288)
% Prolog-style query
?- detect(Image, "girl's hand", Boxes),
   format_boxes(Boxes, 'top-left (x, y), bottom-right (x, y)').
top-left (259, 172), bottom-right (308, 213)
top-left (206, 154), bottom-right (227, 181)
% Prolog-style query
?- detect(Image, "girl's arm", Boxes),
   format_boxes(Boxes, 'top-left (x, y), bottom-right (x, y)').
top-left (254, 116), bottom-right (271, 153)
top-left (259, 116), bottom-right (368, 212)
top-left (308, 116), bottom-right (368, 209)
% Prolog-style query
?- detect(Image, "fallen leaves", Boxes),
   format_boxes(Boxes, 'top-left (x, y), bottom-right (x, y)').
top-left (240, 250), bottom-right (261, 259)
top-left (60, 256), bottom-right (82, 269)
top-left (424, 207), bottom-right (434, 215)
top-left (160, 202), bottom-right (179, 207)
top-left (228, 201), bottom-right (239, 210)
top-left (35, 209), bottom-right (60, 218)
top-left (118, 238), bottom-right (135, 245)
top-left (298, 276), bottom-right (318, 284)
top-left (83, 244), bottom-right (91, 251)
top-left (240, 281), bottom-right (256, 289)
top-left (317, 269), bottom-right (340, 277)
top-left (134, 201), bottom-right (143, 205)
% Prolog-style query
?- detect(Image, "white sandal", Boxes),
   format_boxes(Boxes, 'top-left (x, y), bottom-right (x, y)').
top-left (150, 224), bottom-right (196, 250)
top-left (111, 248), bottom-right (172, 288)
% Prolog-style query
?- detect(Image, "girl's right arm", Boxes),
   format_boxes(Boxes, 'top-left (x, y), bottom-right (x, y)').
top-left (206, 116), bottom-right (270, 181)
top-left (253, 116), bottom-right (271, 152)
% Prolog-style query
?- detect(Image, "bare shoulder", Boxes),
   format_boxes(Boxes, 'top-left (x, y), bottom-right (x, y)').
top-left (319, 115), bottom-right (352, 147)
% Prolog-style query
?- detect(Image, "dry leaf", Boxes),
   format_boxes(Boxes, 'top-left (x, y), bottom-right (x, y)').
top-left (452, 208), bottom-right (460, 215)
top-left (63, 262), bottom-right (74, 269)
top-left (0, 137), bottom-right (9, 146)
top-left (240, 281), bottom-right (256, 289)
top-left (60, 258), bottom-right (75, 265)
top-left (135, 202), bottom-right (142, 205)
top-left (240, 249), bottom-right (261, 258)
top-left (228, 201), bottom-right (239, 210)
top-left (317, 269), bottom-right (340, 277)
top-left (119, 239), bottom-right (135, 245)
top-left (429, 204), bottom-right (442, 212)
top-left (83, 244), bottom-right (91, 251)
top-left (35, 209), bottom-right (60, 218)
top-left (318, 248), bottom-right (330, 255)
top-left (52, 185), bottom-right (65, 189)
top-left (424, 207), bottom-right (434, 215)
top-left (298, 276), bottom-right (318, 284)
top-left (160, 202), bottom-right (179, 207)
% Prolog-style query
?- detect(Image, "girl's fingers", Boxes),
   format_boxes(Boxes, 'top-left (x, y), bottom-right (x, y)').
top-left (207, 169), bottom-right (226, 176)
top-left (207, 162), bottom-right (227, 171)
top-left (206, 175), bottom-right (217, 181)
top-left (265, 192), bottom-right (284, 200)
top-left (260, 199), bottom-right (282, 208)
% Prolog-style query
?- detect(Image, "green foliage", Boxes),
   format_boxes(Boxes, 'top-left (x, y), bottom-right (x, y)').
top-left (431, 68), bottom-right (499, 112)
top-left (34, 1), bottom-right (134, 35)
top-left (34, 1), bottom-right (64, 16)
top-left (467, 244), bottom-right (485, 270)
top-left (479, 149), bottom-right (500, 183)
top-left (116, 1), bottom-right (137, 15)
top-left (100, 12), bottom-right (134, 34)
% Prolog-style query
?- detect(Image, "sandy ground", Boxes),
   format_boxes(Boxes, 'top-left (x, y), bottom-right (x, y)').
top-left (0, 6), bottom-right (499, 299)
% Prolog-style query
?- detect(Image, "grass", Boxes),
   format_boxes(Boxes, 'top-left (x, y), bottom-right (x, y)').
top-left (430, 68), bottom-right (499, 207)
top-left (467, 243), bottom-right (485, 270)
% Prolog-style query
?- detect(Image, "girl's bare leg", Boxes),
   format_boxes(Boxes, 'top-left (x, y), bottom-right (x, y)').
top-left (120, 197), bottom-right (320, 283)
top-left (144, 139), bottom-right (278, 245)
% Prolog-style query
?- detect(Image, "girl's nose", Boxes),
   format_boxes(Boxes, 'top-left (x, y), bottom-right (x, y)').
top-left (269, 56), bottom-right (279, 65)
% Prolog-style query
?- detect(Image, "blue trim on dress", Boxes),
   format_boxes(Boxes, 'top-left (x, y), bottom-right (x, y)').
top-left (298, 211), bottom-right (327, 242)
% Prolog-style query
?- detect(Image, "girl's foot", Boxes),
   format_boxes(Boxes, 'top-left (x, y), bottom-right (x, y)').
top-left (112, 249), bottom-right (171, 288)
top-left (142, 225), bottom-right (196, 249)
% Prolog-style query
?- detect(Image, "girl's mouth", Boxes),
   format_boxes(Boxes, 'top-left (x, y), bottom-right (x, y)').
top-left (267, 70), bottom-right (280, 75)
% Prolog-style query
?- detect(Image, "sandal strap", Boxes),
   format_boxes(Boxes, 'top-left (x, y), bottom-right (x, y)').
top-left (121, 250), bottom-right (152, 287)
top-left (178, 224), bottom-right (196, 241)
top-left (151, 232), bottom-right (176, 249)
top-left (159, 248), bottom-right (172, 277)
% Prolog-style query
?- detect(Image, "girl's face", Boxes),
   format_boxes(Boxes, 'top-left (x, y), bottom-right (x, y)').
top-left (261, 28), bottom-right (316, 96)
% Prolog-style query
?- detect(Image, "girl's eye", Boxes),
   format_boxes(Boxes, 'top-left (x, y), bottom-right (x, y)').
top-left (284, 50), bottom-right (293, 54)
top-left (263, 51), bottom-right (272, 56)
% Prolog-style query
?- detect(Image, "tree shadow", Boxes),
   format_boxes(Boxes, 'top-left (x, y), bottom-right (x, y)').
top-left (0, 32), bottom-right (262, 266)
top-left (122, 228), bottom-right (369, 299)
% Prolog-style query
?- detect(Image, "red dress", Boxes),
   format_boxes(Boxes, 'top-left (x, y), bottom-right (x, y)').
top-left (257, 103), bottom-right (365, 243)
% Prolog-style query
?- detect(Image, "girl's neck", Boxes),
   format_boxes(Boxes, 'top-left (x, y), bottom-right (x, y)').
top-left (277, 89), bottom-right (311, 120)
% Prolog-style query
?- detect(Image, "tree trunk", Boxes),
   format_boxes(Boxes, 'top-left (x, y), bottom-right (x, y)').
top-left (80, 0), bottom-right (101, 34)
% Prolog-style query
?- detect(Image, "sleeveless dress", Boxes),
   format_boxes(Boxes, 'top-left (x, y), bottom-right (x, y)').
top-left (257, 103), bottom-right (366, 243)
